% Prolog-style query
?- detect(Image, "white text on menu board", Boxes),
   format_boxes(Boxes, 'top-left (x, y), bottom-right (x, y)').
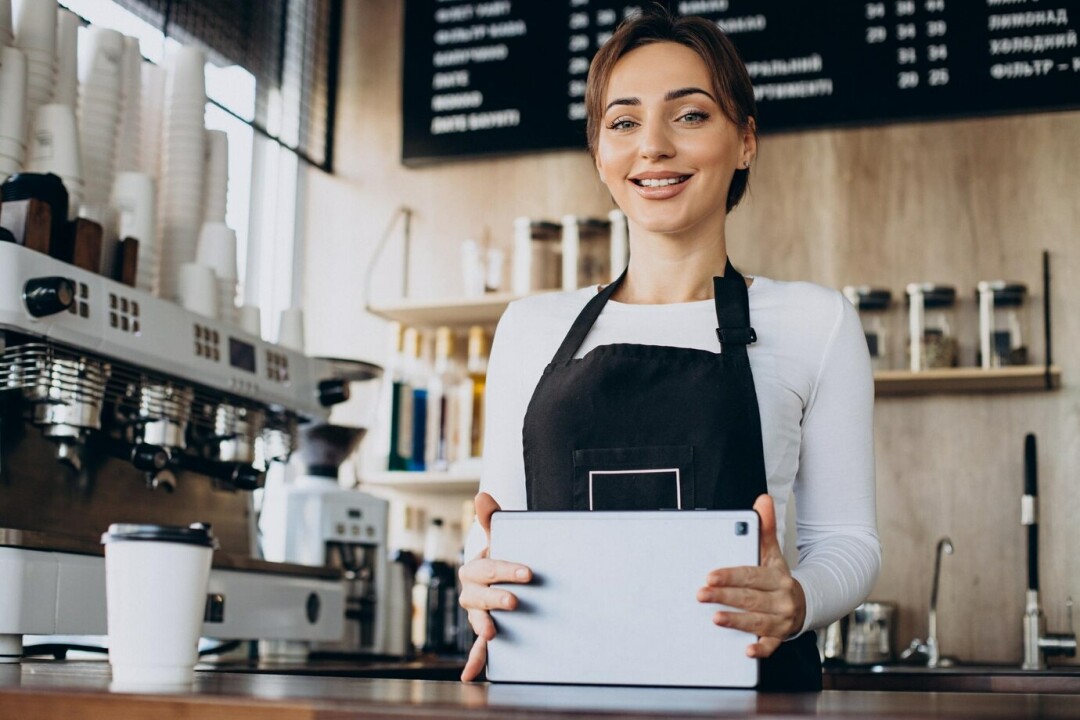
top-left (429, 1), bottom-right (525, 135)
top-left (984, 0), bottom-right (1078, 80)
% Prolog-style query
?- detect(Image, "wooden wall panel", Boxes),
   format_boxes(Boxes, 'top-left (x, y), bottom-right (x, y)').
top-left (305, 0), bottom-right (1080, 665)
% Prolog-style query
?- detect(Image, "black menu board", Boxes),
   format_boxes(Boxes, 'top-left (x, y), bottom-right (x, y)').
top-left (402, 1), bottom-right (1080, 164)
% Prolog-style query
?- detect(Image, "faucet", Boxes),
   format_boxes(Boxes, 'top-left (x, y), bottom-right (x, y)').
top-left (901, 536), bottom-right (955, 668)
top-left (1021, 434), bottom-right (1077, 669)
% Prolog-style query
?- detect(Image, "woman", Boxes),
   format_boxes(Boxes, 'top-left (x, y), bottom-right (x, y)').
top-left (458, 7), bottom-right (880, 692)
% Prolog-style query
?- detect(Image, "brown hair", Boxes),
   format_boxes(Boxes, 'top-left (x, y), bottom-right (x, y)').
top-left (585, 5), bottom-right (758, 212)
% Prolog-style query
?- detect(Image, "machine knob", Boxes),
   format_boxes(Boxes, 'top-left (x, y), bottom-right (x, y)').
top-left (23, 277), bottom-right (76, 318)
top-left (317, 379), bottom-right (350, 407)
top-left (130, 444), bottom-right (170, 472)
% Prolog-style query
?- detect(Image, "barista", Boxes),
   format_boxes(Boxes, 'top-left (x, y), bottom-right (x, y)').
top-left (458, 8), bottom-right (880, 691)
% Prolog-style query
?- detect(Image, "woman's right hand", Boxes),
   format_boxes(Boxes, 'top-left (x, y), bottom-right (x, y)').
top-left (458, 492), bottom-right (532, 682)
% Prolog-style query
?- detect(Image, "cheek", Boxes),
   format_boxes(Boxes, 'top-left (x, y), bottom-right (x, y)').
top-left (596, 142), bottom-right (630, 186)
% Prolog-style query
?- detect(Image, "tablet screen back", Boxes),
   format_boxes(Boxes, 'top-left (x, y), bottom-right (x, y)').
top-left (486, 510), bottom-right (760, 688)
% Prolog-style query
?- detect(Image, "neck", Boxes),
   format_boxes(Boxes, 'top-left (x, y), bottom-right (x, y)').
top-left (611, 221), bottom-right (732, 304)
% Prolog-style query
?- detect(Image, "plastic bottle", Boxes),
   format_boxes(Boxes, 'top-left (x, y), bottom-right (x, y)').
top-left (426, 327), bottom-right (459, 471)
top-left (405, 328), bottom-right (427, 471)
top-left (411, 518), bottom-right (459, 655)
top-left (467, 326), bottom-right (488, 458)
top-left (387, 323), bottom-right (412, 471)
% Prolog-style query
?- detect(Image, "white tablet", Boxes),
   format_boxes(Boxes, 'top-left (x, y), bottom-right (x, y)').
top-left (486, 510), bottom-right (760, 688)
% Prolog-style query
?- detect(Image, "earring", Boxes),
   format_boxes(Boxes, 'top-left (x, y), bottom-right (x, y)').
top-left (743, 160), bottom-right (751, 169)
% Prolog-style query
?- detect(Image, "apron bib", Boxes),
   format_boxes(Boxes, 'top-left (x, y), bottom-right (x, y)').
top-left (521, 260), bottom-right (821, 692)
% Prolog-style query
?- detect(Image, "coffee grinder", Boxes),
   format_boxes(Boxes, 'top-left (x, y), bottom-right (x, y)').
top-left (259, 360), bottom-right (399, 656)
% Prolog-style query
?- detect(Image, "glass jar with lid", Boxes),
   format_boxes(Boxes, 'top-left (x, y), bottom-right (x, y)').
top-left (905, 283), bottom-right (958, 371)
top-left (977, 281), bottom-right (1029, 368)
top-left (842, 286), bottom-right (892, 371)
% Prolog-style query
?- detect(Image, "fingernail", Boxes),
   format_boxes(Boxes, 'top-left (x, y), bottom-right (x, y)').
top-left (515, 568), bottom-right (529, 581)
top-left (502, 594), bottom-right (513, 608)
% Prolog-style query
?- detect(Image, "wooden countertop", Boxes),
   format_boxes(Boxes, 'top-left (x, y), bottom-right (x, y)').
top-left (1, 661), bottom-right (1079, 719)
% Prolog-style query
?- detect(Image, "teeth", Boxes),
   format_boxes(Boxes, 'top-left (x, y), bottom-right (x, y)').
top-left (638, 176), bottom-right (687, 187)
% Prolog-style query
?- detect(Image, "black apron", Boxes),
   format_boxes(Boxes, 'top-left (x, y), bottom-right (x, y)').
top-left (521, 260), bottom-right (822, 692)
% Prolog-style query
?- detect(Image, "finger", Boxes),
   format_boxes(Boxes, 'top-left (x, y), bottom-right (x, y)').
top-left (461, 636), bottom-right (488, 682)
top-left (467, 608), bottom-right (495, 640)
top-left (705, 565), bottom-right (771, 589)
top-left (747, 636), bottom-right (783, 659)
top-left (458, 558), bottom-right (532, 586)
top-left (752, 493), bottom-right (783, 560)
top-left (475, 492), bottom-right (501, 540)
top-left (460, 583), bottom-right (520, 613)
top-left (712, 610), bottom-right (788, 640)
top-left (697, 585), bottom-right (774, 611)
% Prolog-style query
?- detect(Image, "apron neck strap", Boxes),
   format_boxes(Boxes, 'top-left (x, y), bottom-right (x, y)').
top-left (550, 258), bottom-right (756, 365)
top-left (714, 259), bottom-right (757, 356)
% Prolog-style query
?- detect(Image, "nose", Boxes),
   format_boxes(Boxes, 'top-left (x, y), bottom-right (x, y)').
top-left (638, 119), bottom-right (675, 160)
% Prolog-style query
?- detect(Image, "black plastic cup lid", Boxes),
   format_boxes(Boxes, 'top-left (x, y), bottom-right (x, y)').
top-left (102, 522), bottom-right (219, 548)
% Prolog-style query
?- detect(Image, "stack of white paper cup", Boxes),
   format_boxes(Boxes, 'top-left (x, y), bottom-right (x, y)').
top-left (27, 103), bottom-right (82, 218)
top-left (195, 221), bottom-right (237, 324)
top-left (177, 261), bottom-right (217, 319)
top-left (52, 8), bottom-right (78, 109)
top-left (0, 46), bottom-right (27, 184)
top-left (78, 26), bottom-right (123, 208)
top-left (111, 171), bottom-right (157, 292)
top-left (238, 305), bottom-right (261, 338)
top-left (278, 308), bottom-right (305, 351)
top-left (202, 129), bottom-right (228, 223)
top-left (0, 0), bottom-right (13, 47)
top-left (13, 0), bottom-right (57, 149)
top-left (158, 46), bottom-right (206, 301)
top-left (114, 36), bottom-right (141, 173)
top-left (139, 61), bottom-right (164, 181)
top-left (102, 523), bottom-right (217, 689)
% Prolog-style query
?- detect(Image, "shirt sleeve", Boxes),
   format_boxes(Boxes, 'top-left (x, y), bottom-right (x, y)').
top-left (789, 292), bottom-right (881, 635)
top-left (464, 301), bottom-right (530, 560)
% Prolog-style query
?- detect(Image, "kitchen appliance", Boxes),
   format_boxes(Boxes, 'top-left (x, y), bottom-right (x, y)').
top-left (845, 601), bottom-right (897, 666)
top-left (259, 413), bottom-right (410, 658)
top-left (1020, 434), bottom-right (1076, 669)
top-left (0, 240), bottom-right (355, 663)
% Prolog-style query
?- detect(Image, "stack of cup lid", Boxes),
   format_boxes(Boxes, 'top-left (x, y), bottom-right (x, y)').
top-left (202, 129), bottom-right (228, 224)
top-left (53, 8), bottom-right (78, 109)
top-left (77, 26), bottom-right (124, 210)
top-left (158, 45), bottom-right (206, 301)
top-left (114, 36), bottom-right (142, 173)
top-left (138, 61), bottom-right (165, 182)
top-left (13, 0), bottom-right (57, 151)
top-left (0, 45), bottom-right (27, 185)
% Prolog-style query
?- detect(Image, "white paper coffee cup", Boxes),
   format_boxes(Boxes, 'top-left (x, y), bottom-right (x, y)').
top-left (102, 523), bottom-right (217, 687)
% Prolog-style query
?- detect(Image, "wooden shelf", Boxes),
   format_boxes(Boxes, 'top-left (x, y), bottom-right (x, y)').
top-left (367, 292), bottom-right (535, 328)
top-left (361, 471), bottom-right (480, 494)
top-left (874, 366), bottom-right (1061, 397)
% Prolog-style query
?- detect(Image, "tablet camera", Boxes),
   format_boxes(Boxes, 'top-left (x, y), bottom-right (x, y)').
top-left (735, 521), bottom-right (748, 536)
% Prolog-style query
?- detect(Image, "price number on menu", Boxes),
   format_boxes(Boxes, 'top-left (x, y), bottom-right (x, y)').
top-left (865, 0), bottom-right (950, 90)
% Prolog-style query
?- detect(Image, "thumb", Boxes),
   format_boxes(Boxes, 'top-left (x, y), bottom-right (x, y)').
top-left (752, 493), bottom-right (782, 561)
top-left (474, 492), bottom-right (501, 544)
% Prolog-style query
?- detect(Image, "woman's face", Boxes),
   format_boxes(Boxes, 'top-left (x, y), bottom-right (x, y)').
top-left (595, 42), bottom-right (755, 238)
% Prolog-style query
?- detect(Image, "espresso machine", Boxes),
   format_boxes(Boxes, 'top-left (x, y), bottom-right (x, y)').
top-left (0, 240), bottom-right (359, 662)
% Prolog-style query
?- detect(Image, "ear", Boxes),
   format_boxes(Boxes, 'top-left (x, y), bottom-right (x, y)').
top-left (741, 117), bottom-right (758, 166)
top-left (594, 152), bottom-right (609, 188)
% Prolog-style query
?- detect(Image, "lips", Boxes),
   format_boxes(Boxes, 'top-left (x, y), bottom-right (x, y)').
top-left (628, 173), bottom-right (693, 199)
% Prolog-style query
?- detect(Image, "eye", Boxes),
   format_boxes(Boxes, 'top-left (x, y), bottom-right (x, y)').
top-left (606, 117), bottom-right (638, 131)
top-left (678, 110), bottom-right (711, 123)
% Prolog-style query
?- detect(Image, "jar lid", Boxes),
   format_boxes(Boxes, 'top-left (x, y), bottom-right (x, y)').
top-left (976, 281), bottom-right (1027, 307)
top-left (843, 286), bottom-right (892, 311)
top-left (905, 283), bottom-right (956, 308)
top-left (101, 522), bottom-right (218, 548)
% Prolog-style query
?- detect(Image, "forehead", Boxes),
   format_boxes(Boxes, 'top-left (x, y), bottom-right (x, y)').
top-left (604, 42), bottom-right (714, 103)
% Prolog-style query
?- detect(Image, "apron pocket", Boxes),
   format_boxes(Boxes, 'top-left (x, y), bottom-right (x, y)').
top-left (572, 445), bottom-right (695, 511)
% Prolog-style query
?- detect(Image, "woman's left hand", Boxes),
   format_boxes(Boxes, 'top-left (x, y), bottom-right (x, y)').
top-left (696, 493), bottom-right (806, 659)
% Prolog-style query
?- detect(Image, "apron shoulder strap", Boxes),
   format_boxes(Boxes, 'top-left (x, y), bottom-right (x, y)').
top-left (713, 259), bottom-right (757, 356)
top-left (550, 270), bottom-right (627, 364)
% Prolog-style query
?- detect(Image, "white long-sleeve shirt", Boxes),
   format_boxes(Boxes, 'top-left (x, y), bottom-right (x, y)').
top-left (466, 275), bottom-right (881, 635)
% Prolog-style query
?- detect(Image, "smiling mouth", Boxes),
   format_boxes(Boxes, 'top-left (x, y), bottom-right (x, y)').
top-left (631, 175), bottom-right (692, 188)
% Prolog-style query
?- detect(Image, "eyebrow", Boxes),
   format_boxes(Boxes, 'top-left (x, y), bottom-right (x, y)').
top-left (604, 87), bottom-right (717, 112)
